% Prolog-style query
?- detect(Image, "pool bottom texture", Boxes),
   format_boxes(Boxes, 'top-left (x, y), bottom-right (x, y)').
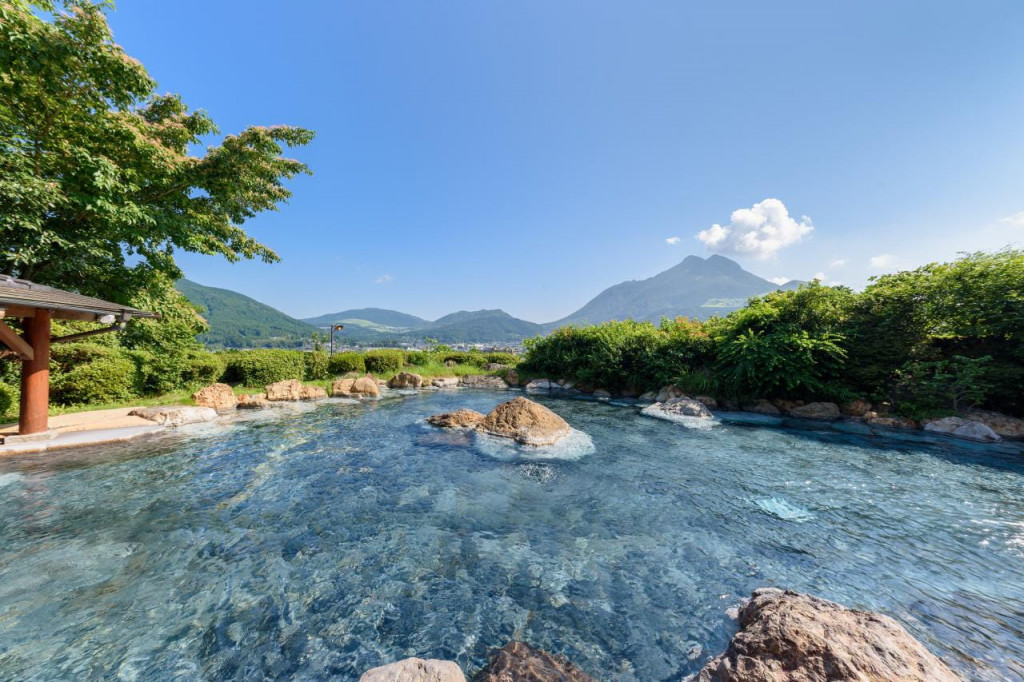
top-left (0, 390), bottom-right (1021, 680)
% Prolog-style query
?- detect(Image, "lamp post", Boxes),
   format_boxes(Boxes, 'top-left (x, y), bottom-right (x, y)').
top-left (329, 324), bottom-right (344, 357)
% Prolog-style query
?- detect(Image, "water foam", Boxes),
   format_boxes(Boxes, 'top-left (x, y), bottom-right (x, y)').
top-left (474, 427), bottom-right (595, 461)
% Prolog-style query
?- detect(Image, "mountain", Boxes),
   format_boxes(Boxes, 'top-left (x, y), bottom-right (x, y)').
top-left (548, 254), bottom-right (801, 328)
top-left (176, 279), bottom-right (318, 349)
top-left (303, 308), bottom-right (428, 330)
top-left (423, 310), bottom-right (543, 343)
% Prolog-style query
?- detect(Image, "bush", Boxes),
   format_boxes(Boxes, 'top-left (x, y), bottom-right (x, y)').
top-left (440, 351), bottom-right (486, 367)
top-left (364, 349), bottom-right (405, 374)
top-left (328, 352), bottom-right (366, 375)
top-left (484, 352), bottom-right (519, 366)
top-left (303, 351), bottom-right (330, 381)
top-left (222, 349), bottom-right (305, 387)
top-left (49, 342), bottom-right (121, 374)
top-left (52, 356), bottom-right (138, 405)
top-left (404, 351), bottom-right (434, 367)
top-left (181, 351), bottom-right (226, 388)
top-left (0, 382), bottom-right (15, 419)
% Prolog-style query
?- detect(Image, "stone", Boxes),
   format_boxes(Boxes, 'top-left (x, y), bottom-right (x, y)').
top-left (772, 399), bottom-right (805, 414)
top-left (841, 399), bottom-right (872, 417)
top-left (482, 363), bottom-right (508, 371)
top-left (427, 409), bottom-right (485, 429)
top-left (359, 657), bottom-right (465, 682)
top-left (476, 397), bottom-right (571, 446)
top-left (265, 379), bottom-right (304, 401)
top-left (431, 377), bottom-right (459, 389)
top-left (331, 378), bottom-right (356, 396)
top-left (525, 379), bottom-right (556, 392)
top-left (694, 395), bottom-right (718, 409)
top-left (236, 393), bottom-right (271, 410)
top-left (743, 399), bottom-right (780, 415)
top-left (923, 416), bottom-right (1001, 442)
top-left (299, 385), bottom-right (328, 401)
top-left (592, 389), bottom-right (612, 399)
top-left (638, 391), bottom-right (657, 402)
top-left (388, 372), bottom-right (424, 389)
top-left (191, 383), bottom-right (237, 411)
top-left (644, 396), bottom-right (714, 419)
top-left (789, 401), bottom-right (841, 420)
top-left (475, 641), bottom-right (594, 682)
top-left (655, 385), bottom-right (687, 403)
top-left (963, 409), bottom-right (1024, 438)
top-left (352, 375), bottom-right (381, 396)
top-left (129, 406), bottom-right (218, 426)
top-left (697, 588), bottom-right (959, 682)
top-left (504, 369), bottom-right (520, 386)
top-left (866, 415), bottom-right (917, 429)
top-left (459, 375), bottom-right (508, 390)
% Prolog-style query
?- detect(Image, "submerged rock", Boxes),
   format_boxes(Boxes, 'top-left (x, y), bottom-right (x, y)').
top-left (655, 385), bottom-right (687, 403)
top-left (474, 641), bottom-right (594, 682)
top-left (359, 657), bottom-right (465, 682)
top-left (525, 378), bottom-right (556, 392)
top-left (191, 383), bottom-right (237, 411)
top-left (388, 372), bottom-right (424, 389)
top-left (643, 395), bottom-right (713, 420)
top-left (427, 409), bottom-right (485, 429)
top-left (789, 401), bottom-right (841, 420)
top-left (697, 588), bottom-right (959, 682)
top-left (923, 416), bottom-right (1001, 442)
top-left (460, 375), bottom-right (509, 390)
top-left (743, 399), bottom-right (780, 415)
top-left (431, 377), bottom-right (459, 389)
top-left (476, 397), bottom-right (571, 445)
top-left (866, 415), bottom-right (917, 430)
top-left (129, 406), bottom-right (218, 426)
top-left (963, 408), bottom-right (1024, 438)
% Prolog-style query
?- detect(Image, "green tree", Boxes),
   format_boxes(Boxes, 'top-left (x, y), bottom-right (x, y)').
top-left (0, 1), bottom-right (314, 302)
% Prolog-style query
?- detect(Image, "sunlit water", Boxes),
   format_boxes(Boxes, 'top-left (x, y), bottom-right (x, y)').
top-left (1, 391), bottom-right (1022, 680)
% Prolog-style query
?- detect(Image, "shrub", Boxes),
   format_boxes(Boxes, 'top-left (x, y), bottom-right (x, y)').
top-left (328, 352), bottom-right (366, 376)
top-left (0, 382), bottom-right (15, 419)
top-left (49, 342), bottom-right (120, 374)
top-left (404, 351), bottom-right (434, 367)
top-left (484, 352), bottom-right (519, 366)
top-left (52, 356), bottom-right (138, 405)
top-left (303, 351), bottom-right (330, 381)
top-left (891, 355), bottom-right (994, 418)
top-left (364, 349), bottom-right (405, 374)
top-left (181, 351), bottom-right (226, 388)
top-left (440, 351), bottom-right (486, 367)
top-left (222, 349), bottom-right (305, 387)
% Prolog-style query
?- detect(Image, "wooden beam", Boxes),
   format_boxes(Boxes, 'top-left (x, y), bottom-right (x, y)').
top-left (19, 311), bottom-right (51, 435)
top-left (0, 319), bottom-right (33, 360)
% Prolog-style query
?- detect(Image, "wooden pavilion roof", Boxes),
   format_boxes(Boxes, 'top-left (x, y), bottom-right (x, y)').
top-left (0, 275), bottom-right (158, 322)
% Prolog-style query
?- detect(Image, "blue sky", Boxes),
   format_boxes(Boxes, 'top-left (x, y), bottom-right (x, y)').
top-left (107, 1), bottom-right (1024, 323)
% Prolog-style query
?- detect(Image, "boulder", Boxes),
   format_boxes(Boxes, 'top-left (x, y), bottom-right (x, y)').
top-left (963, 409), bottom-right (1024, 438)
top-left (483, 363), bottom-right (508, 371)
top-left (129, 406), bottom-right (218, 426)
top-left (643, 396), bottom-right (713, 419)
top-left (359, 657), bottom-right (465, 682)
top-left (236, 393), bottom-right (271, 410)
top-left (866, 415), bottom-right (917, 430)
top-left (923, 416), bottom-right (1001, 442)
top-left (353, 375), bottom-right (381, 396)
top-left (743, 399), bottom-right (780, 415)
top-left (789, 402), bottom-right (841, 420)
top-left (525, 379), bottom-right (556, 392)
top-left (638, 391), bottom-right (657, 402)
top-left (266, 379), bottom-right (304, 401)
top-left (504, 369), bottom-right (520, 386)
top-left (841, 399), bottom-right (872, 417)
top-left (655, 385), bottom-right (687, 403)
top-left (772, 399), bottom-right (805, 414)
top-left (191, 383), bottom-right (237, 411)
top-left (431, 377), bottom-right (460, 389)
top-left (475, 641), bottom-right (594, 682)
top-left (388, 372), bottom-right (424, 389)
top-left (476, 397), bottom-right (571, 445)
top-left (300, 385), bottom-right (328, 401)
top-left (459, 375), bottom-right (508, 390)
top-left (331, 378), bottom-right (356, 396)
top-left (592, 389), bottom-right (612, 399)
top-left (697, 588), bottom-right (959, 682)
top-left (694, 395), bottom-right (718, 409)
top-left (427, 409), bottom-right (485, 429)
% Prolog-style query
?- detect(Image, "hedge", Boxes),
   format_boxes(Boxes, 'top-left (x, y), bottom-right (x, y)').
top-left (328, 351), bottom-right (366, 375)
top-left (363, 349), bottom-right (405, 374)
top-left (221, 349), bottom-right (306, 387)
top-left (484, 352), bottom-right (519, 366)
top-left (404, 350), bottom-right (433, 367)
top-left (0, 382), bottom-right (15, 419)
top-left (52, 356), bottom-right (138, 405)
top-left (303, 351), bottom-right (330, 381)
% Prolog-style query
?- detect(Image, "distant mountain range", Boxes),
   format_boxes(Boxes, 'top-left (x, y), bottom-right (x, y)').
top-left (178, 255), bottom-right (801, 348)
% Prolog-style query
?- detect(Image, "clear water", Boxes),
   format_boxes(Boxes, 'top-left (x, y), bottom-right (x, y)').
top-left (1, 391), bottom-right (1022, 681)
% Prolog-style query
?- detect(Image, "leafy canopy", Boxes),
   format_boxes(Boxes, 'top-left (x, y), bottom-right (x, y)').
top-left (0, 0), bottom-right (314, 301)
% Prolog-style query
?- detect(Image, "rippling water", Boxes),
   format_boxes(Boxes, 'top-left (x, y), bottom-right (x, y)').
top-left (1, 391), bottom-right (1022, 680)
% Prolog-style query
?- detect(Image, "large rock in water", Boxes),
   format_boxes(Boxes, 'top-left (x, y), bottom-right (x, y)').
top-left (476, 397), bottom-right (571, 445)
top-left (789, 401), bottom-right (841, 420)
top-left (427, 409), bottom-right (485, 429)
top-left (642, 395), bottom-right (713, 420)
top-left (191, 383), bottom-right (237, 411)
top-left (923, 416), bottom-right (1001, 442)
top-left (359, 657), bottom-right (465, 682)
top-left (388, 372), bottom-right (424, 389)
top-left (332, 375), bottom-right (381, 397)
top-left (474, 642), bottom-right (594, 682)
top-left (129, 406), bottom-right (218, 426)
top-left (963, 408), bottom-right (1024, 438)
top-left (697, 588), bottom-right (960, 682)
top-left (265, 379), bottom-right (304, 401)
top-left (459, 375), bottom-right (509, 390)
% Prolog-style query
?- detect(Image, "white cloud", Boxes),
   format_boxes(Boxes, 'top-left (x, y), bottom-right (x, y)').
top-left (696, 198), bottom-right (813, 259)
top-left (768, 276), bottom-right (790, 285)
top-left (665, 236), bottom-right (681, 245)
top-left (997, 211), bottom-right (1024, 230)
top-left (869, 254), bottom-right (895, 269)
top-left (374, 274), bottom-right (394, 284)
top-left (812, 272), bottom-right (826, 282)
top-left (829, 259), bottom-right (846, 268)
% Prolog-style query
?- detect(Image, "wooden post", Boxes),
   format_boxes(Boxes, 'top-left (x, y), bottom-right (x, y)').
top-left (19, 310), bottom-right (50, 435)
